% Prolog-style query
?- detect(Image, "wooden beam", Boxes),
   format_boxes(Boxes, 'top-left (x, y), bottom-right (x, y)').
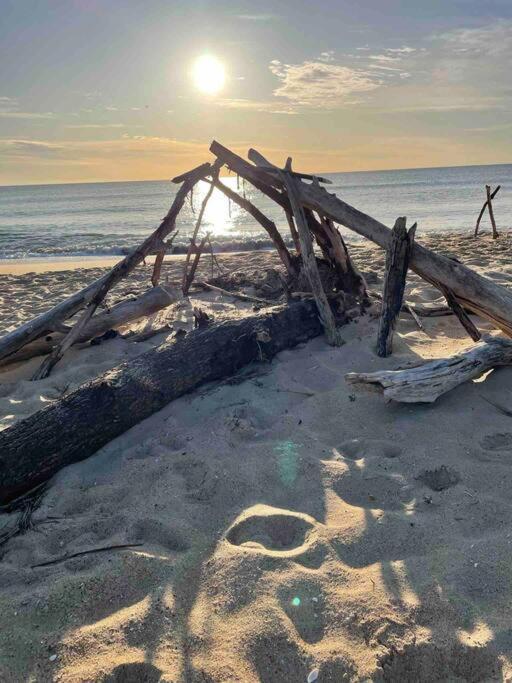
top-left (281, 170), bottom-right (344, 346)
top-left (376, 217), bottom-right (416, 357)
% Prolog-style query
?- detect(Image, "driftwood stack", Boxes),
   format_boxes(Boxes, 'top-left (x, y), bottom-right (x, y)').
top-left (0, 140), bottom-right (510, 502)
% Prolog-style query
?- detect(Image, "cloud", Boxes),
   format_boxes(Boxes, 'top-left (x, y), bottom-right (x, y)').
top-left (217, 98), bottom-right (297, 115)
top-left (385, 46), bottom-right (416, 54)
top-left (65, 123), bottom-right (128, 129)
top-left (269, 60), bottom-right (380, 108)
top-left (1, 139), bottom-right (63, 156)
top-left (236, 14), bottom-right (274, 21)
top-left (0, 111), bottom-right (55, 119)
top-left (317, 50), bottom-right (335, 63)
top-left (369, 54), bottom-right (402, 63)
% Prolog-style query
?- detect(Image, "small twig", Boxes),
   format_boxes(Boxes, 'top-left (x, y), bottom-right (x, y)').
top-left (480, 395), bottom-right (512, 417)
top-left (197, 281), bottom-right (274, 306)
top-left (31, 543), bottom-right (144, 568)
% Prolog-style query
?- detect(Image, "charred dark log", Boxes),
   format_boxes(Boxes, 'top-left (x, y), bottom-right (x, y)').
top-left (0, 302), bottom-right (323, 504)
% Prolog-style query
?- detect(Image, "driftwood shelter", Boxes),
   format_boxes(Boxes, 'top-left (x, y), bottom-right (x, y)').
top-left (0, 141), bottom-right (511, 503)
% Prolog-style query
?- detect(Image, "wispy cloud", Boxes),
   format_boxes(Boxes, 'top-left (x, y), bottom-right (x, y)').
top-left (369, 54), bottom-right (402, 63)
top-left (269, 60), bottom-right (380, 108)
top-left (317, 50), bottom-right (335, 63)
top-left (65, 123), bottom-right (128, 129)
top-left (217, 98), bottom-right (296, 115)
top-left (236, 13), bottom-right (274, 22)
top-left (0, 111), bottom-right (55, 119)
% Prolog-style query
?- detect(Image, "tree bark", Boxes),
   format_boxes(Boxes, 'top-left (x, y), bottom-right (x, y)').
top-left (377, 217), bottom-right (415, 357)
top-left (0, 301), bottom-right (323, 503)
top-left (0, 286), bottom-right (178, 366)
top-left (346, 336), bottom-right (512, 403)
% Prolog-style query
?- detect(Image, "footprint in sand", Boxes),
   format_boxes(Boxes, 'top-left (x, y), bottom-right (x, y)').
top-left (172, 456), bottom-right (218, 501)
top-left (103, 662), bottom-right (162, 682)
top-left (226, 505), bottom-right (316, 556)
top-left (335, 438), bottom-right (401, 461)
top-left (416, 465), bottom-right (460, 492)
top-left (332, 471), bottom-right (413, 511)
top-left (480, 432), bottom-right (512, 452)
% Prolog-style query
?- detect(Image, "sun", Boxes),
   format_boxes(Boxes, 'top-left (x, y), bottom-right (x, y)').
top-left (192, 55), bottom-right (226, 95)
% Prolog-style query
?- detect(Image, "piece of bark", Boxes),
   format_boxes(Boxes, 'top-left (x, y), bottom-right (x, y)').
top-left (486, 184), bottom-right (499, 239)
top-left (281, 171), bottom-right (344, 346)
top-left (346, 335), bottom-right (512, 403)
top-left (474, 185), bottom-right (500, 237)
top-left (0, 301), bottom-right (323, 503)
top-left (376, 218), bottom-right (415, 357)
top-left (0, 163), bottom-right (211, 366)
top-left (212, 143), bottom-right (512, 337)
top-left (0, 286), bottom-right (178, 366)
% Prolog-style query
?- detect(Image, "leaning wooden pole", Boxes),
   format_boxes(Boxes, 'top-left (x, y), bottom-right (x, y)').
top-left (201, 175), bottom-right (296, 276)
top-left (376, 217), bottom-right (415, 357)
top-left (208, 143), bottom-right (512, 337)
top-left (281, 169), bottom-right (344, 346)
top-left (0, 163), bottom-right (212, 365)
top-left (486, 184), bottom-right (499, 240)
top-left (474, 185), bottom-right (500, 237)
top-left (0, 301), bottom-right (322, 504)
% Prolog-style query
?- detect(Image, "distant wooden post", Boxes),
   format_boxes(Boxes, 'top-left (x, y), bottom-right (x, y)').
top-left (377, 217), bottom-right (416, 357)
top-left (486, 184), bottom-right (499, 239)
top-left (474, 185), bottom-right (500, 237)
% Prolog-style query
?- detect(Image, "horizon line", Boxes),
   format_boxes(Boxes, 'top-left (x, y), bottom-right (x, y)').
top-left (1, 160), bottom-right (511, 189)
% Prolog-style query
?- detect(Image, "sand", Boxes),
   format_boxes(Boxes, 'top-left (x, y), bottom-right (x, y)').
top-left (1, 234), bottom-right (512, 681)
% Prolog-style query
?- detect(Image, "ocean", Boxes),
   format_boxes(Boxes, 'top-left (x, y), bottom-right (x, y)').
top-left (0, 163), bottom-right (511, 261)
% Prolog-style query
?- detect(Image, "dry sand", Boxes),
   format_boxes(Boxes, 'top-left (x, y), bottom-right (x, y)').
top-left (1, 234), bottom-right (512, 681)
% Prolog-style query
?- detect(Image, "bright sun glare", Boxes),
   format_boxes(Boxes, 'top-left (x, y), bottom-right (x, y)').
top-left (192, 55), bottom-right (226, 95)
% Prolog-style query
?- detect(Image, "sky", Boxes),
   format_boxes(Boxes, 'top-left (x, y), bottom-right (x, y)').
top-left (1, 0), bottom-right (512, 185)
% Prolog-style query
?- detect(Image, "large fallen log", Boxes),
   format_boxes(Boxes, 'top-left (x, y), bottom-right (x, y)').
top-left (346, 335), bottom-right (512, 403)
top-left (0, 286), bottom-right (178, 366)
top-left (0, 301), bottom-right (322, 503)
top-left (209, 142), bottom-right (512, 337)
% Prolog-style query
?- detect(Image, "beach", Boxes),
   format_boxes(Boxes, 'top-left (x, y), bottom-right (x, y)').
top-left (1, 232), bottom-right (512, 680)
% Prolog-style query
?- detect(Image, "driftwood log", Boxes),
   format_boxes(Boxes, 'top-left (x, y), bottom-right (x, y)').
top-left (474, 185), bottom-right (500, 237)
top-left (0, 301), bottom-right (322, 503)
top-left (377, 217), bottom-right (416, 357)
top-left (208, 142), bottom-right (512, 337)
top-left (0, 162), bottom-right (212, 369)
top-left (346, 335), bottom-right (512, 403)
top-left (0, 286), bottom-right (178, 366)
